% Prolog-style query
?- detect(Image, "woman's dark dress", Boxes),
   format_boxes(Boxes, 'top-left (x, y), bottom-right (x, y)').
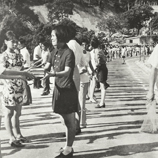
top-left (95, 49), bottom-right (108, 83)
top-left (49, 45), bottom-right (78, 114)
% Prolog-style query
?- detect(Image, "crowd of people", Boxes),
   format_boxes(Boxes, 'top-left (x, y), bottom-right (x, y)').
top-left (0, 23), bottom-right (158, 158)
top-left (106, 44), bottom-right (154, 64)
top-left (0, 24), bottom-right (110, 158)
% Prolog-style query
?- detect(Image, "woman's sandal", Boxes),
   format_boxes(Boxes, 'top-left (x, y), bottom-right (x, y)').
top-left (9, 140), bottom-right (25, 148)
top-left (89, 98), bottom-right (97, 103)
top-left (95, 104), bottom-right (105, 108)
top-left (58, 147), bottom-right (64, 153)
top-left (56, 148), bottom-right (74, 158)
top-left (17, 136), bottom-right (30, 143)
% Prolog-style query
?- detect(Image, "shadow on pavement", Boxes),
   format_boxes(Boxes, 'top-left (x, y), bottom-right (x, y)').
top-left (2, 144), bottom-right (48, 157)
top-left (73, 142), bottom-right (158, 158)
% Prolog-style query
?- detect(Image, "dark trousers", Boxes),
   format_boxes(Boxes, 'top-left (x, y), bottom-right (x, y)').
top-left (43, 77), bottom-right (50, 93)
top-left (33, 78), bottom-right (42, 88)
top-left (33, 60), bottom-right (42, 88)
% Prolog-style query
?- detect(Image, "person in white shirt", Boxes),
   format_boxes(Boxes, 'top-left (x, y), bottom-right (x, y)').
top-left (79, 41), bottom-right (93, 128)
top-left (18, 38), bottom-right (31, 69)
top-left (33, 41), bottom-right (51, 95)
top-left (33, 37), bottom-right (43, 89)
top-left (147, 44), bottom-right (158, 101)
top-left (67, 39), bottom-right (82, 91)
top-left (140, 43), bottom-right (158, 133)
top-left (67, 38), bottom-right (83, 134)
top-left (121, 46), bottom-right (127, 64)
top-left (33, 44), bottom-right (42, 61)
top-left (18, 38), bottom-right (32, 105)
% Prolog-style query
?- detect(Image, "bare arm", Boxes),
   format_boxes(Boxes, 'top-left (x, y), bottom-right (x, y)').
top-left (42, 66), bottom-right (71, 80)
top-left (2, 70), bottom-right (35, 80)
top-left (48, 66), bottom-right (71, 77)
top-left (0, 74), bottom-right (27, 81)
top-left (146, 67), bottom-right (158, 100)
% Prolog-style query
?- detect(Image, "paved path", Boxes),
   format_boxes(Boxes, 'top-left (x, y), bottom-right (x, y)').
top-left (1, 57), bottom-right (158, 158)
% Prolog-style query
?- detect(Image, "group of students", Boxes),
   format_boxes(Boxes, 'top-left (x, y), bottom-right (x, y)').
top-left (1, 24), bottom-right (158, 158)
top-left (107, 44), bottom-right (154, 64)
top-left (0, 24), bottom-right (109, 158)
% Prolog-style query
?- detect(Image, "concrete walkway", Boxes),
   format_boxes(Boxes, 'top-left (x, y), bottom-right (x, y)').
top-left (1, 57), bottom-right (158, 158)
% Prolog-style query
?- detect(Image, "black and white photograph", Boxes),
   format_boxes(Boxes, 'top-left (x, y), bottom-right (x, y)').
top-left (1, 0), bottom-right (158, 158)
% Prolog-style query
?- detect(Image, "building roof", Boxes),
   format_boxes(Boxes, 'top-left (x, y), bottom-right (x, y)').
top-left (125, 36), bottom-right (141, 40)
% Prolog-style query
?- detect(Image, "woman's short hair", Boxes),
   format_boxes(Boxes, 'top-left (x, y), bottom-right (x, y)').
top-left (52, 24), bottom-right (75, 43)
top-left (90, 36), bottom-right (100, 49)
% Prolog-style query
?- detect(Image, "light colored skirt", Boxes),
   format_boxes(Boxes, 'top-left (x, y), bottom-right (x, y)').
top-left (140, 99), bottom-right (158, 133)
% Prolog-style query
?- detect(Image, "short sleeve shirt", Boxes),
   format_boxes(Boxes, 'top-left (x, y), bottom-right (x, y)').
top-left (20, 47), bottom-right (30, 68)
top-left (48, 45), bottom-right (75, 88)
top-left (148, 44), bottom-right (158, 68)
top-left (33, 45), bottom-right (42, 60)
top-left (79, 52), bottom-right (91, 83)
top-left (41, 50), bottom-right (51, 65)
top-left (67, 40), bottom-right (82, 66)
top-left (67, 40), bottom-right (82, 91)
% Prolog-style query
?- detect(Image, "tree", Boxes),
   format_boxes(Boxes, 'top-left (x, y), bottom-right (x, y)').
top-left (97, 15), bottom-right (128, 37)
top-left (149, 13), bottom-right (158, 34)
top-left (121, 4), bottom-right (153, 35)
top-left (46, 0), bottom-right (74, 23)
top-left (0, 14), bottom-right (34, 51)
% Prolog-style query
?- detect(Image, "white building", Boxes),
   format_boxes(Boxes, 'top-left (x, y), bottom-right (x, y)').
top-left (125, 36), bottom-right (142, 45)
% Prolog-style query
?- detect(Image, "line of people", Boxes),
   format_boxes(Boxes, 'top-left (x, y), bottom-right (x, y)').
top-left (107, 44), bottom-right (154, 62)
top-left (0, 24), bottom-right (109, 158)
top-left (1, 25), bottom-right (158, 158)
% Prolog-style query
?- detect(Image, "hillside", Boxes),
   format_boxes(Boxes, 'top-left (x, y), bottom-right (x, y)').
top-left (30, 3), bottom-right (115, 33)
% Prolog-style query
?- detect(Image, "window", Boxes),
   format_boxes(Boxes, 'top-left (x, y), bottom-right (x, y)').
top-left (130, 40), bottom-right (133, 43)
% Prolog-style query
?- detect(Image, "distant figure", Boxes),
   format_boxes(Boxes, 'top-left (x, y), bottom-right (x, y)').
top-left (121, 46), bottom-right (126, 64)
